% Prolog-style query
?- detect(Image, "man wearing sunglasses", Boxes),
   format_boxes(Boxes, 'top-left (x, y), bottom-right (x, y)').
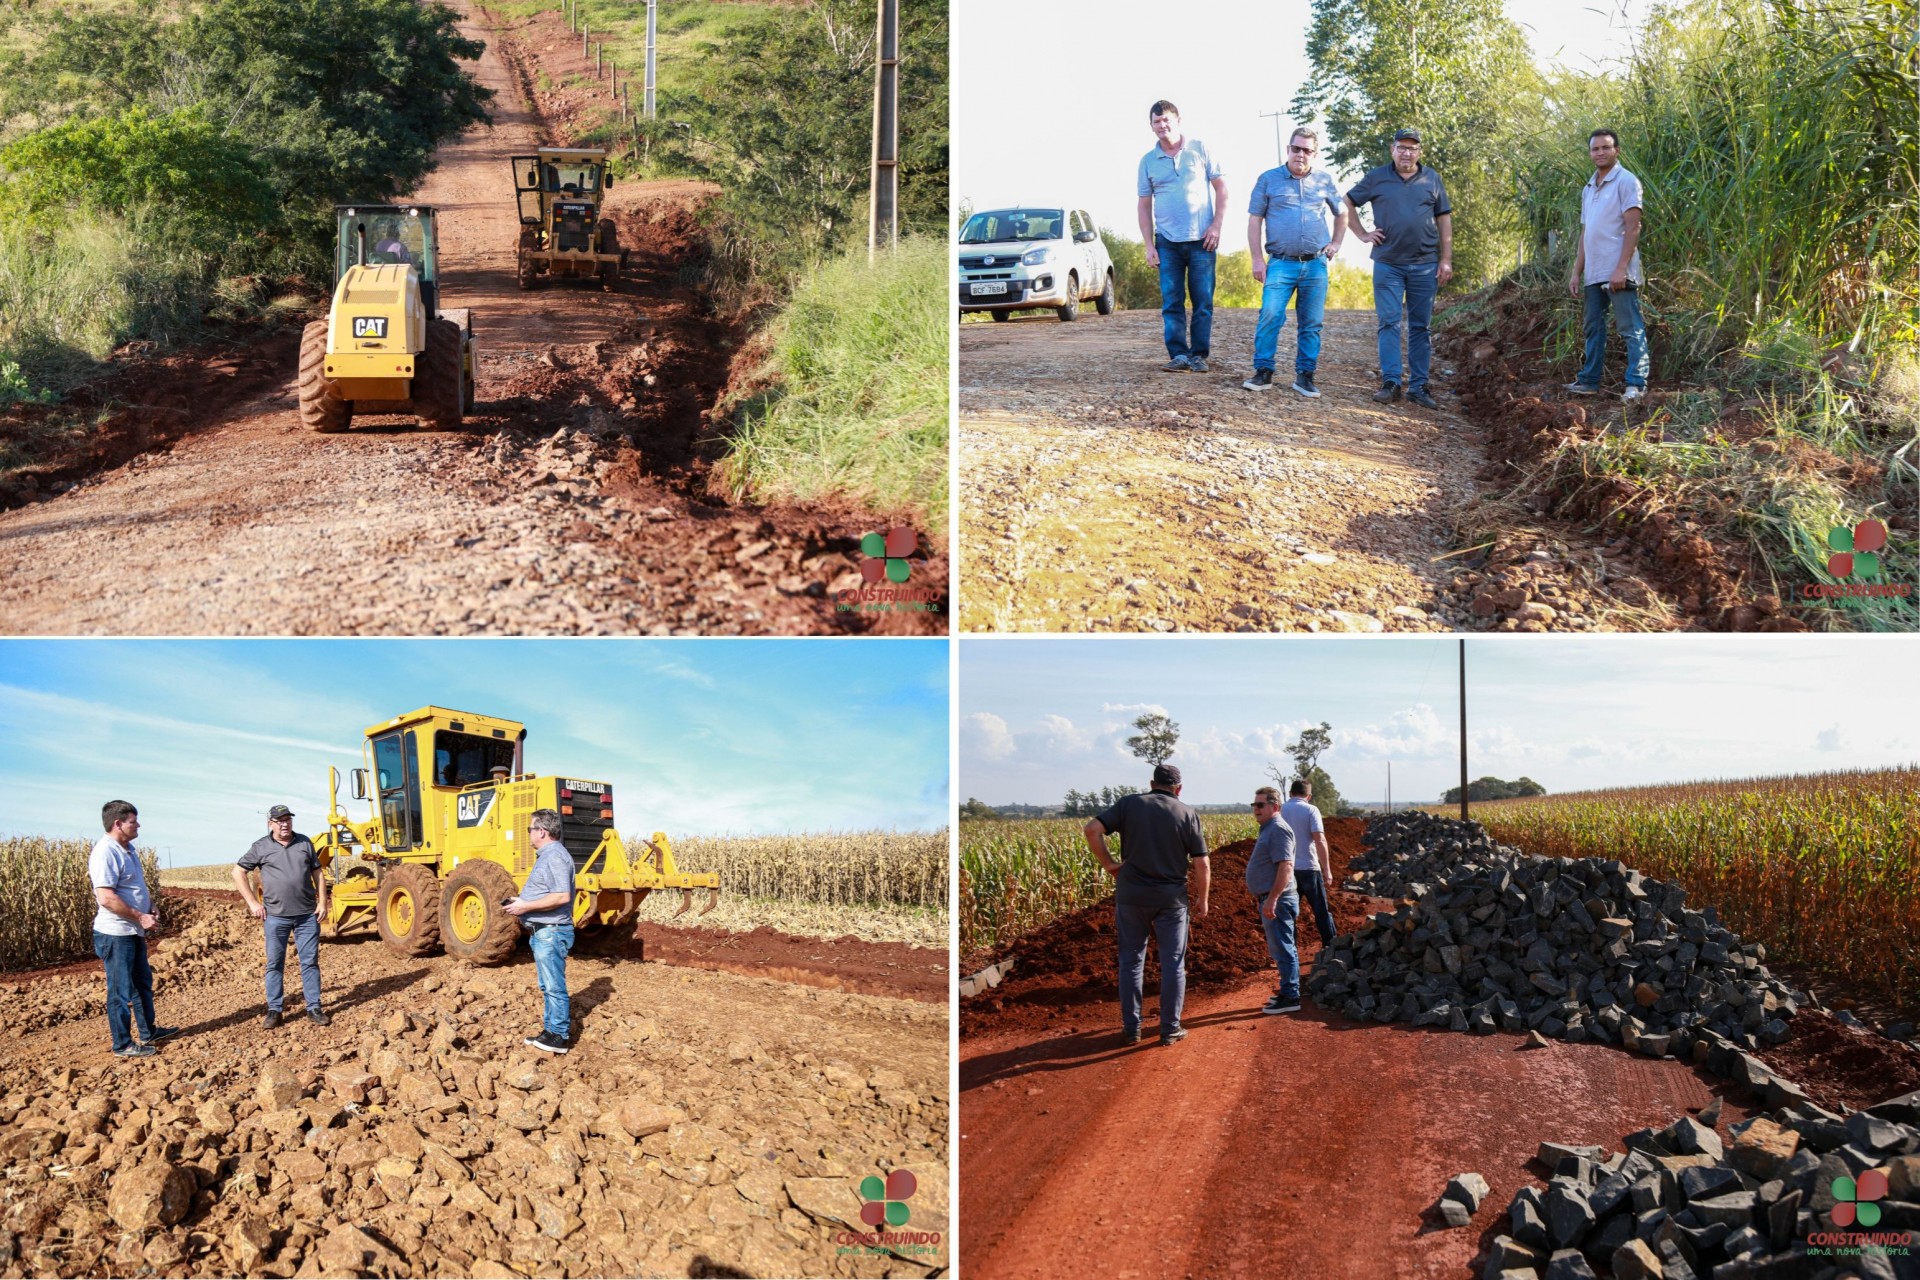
top-left (1242, 127), bottom-right (1346, 397)
top-left (1345, 128), bottom-right (1453, 409)
top-left (1247, 787), bottom-right (1301, 1014)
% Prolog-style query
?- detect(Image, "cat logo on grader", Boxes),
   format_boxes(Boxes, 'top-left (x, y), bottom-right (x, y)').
top-left (316, 706), bottom-right (718, 963)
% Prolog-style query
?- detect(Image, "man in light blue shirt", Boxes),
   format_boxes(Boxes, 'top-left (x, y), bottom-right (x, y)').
top-left (1281, 780), bottom-right (1338, 946)
top-left (1246, 786), bottom-right (1301, 1014)
top-left (505, 808), bottom-right (577, 1054)
top-left (1566, 128), bottom-right (1650, 403)
top-left (1136, 100), bottom-right (1227, 373)
top-left (88, 800), bottom-right (178, 1057)
top-left (1242, 126), bottom-right (1346, 398)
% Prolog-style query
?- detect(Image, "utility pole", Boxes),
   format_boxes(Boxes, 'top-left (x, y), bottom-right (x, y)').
top-left (868, 0), bottom-right (900, 261)
top-left (1386, 761), bottom-right (1392, 815)
top-left (1260, 109), bottom-right (1286, 168)
top-left (1458, 640), bottom-right (1469, 822)
top-left (644, 0), bottom-right (657, 120)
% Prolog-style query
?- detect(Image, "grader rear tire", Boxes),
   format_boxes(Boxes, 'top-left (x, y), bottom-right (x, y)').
top-left (296, 320), bottom-right (350, 433)
top-left (517, 229), bottom-right (539, 290)
top-left (596, 220), bottom-right (620, 292)
top-left (440, 861), bottom-right (521, 965)
top-left (414, 318), bottom-right (465, 429)
top-left (376, 864), bottom-right (442, 957)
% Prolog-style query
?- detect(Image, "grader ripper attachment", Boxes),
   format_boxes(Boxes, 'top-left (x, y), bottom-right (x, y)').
top-left (316, 706), bottom-right (718, 964)
top-left (297, 205), bottom-right (477, 433)
top-left (512, 148), bottom-right (626, 290)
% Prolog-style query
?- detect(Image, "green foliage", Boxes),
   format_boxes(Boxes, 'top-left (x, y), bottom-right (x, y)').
top-left (0, 360), bottom-right (56, 407)
top-left (719, 237), bottom-right (947, 520)
top-left (1125, 713), bottom-right (1180, 768)
top-left (1100, 227), bottom-right (1160, 310)
top-left (1293, 0), bottom-right (1540, 285)
top-left (1061, 786), bottom-right (1142, 818)
top-left (1286, 722), bottom-right (1334, 778)
top-left (959, 798), bottom-right (997, 821)
top-left (1441, 775), bottom-right (1547, 805)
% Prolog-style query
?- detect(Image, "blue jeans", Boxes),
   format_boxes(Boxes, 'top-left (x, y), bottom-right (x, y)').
top-left (1253, 256), bottom-right (1328, 373)
top-left (1578, 284), bottom-right (1650, 389)
top-left (1373, 260), bottom-right (1438, 391)
top-left (1156, 236), bottom-right (1215, 360)
top-left (1255, 890), bottom-right (1300, 999)
top-left (1294, 868), bottom-right (1337, 947)
top-left (529, 924), bottom-right (575, 1038)
top-left (93, 931), bottom-right (156, 1052)
top-left (263, 912), bottom-right (322, 1013)
top-left (1115, 887), bottom-right (1189, 1035)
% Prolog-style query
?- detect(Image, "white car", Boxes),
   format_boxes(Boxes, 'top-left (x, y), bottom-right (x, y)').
top-left (958, 206), bottom-right (1115, 322)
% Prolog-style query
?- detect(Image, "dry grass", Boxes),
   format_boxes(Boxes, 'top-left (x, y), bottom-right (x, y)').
top-left (160, 863), bottom-right (238, 889)
top-left (0, 836), bottom-right (164, 970)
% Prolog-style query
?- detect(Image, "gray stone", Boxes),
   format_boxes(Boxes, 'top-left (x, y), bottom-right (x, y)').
top-left (1544, 1248), bottom-right (1600, 1280)
top-left (1677, 1165), bottom-right (1742, 1203)
top-left (1483, 1235), bottom-right (1545, 1280)
top-left (1539, 1142), bottom-right (1606, 1167)
top-left (1435, 1197), bottom-right (1473, 1228)
top-left (1612, 1238), bottom-right (1665, 1280)
top-left (1546, 1181), bottom-right (1597, 1249)
top-left (1445, 1171), bottom-right (1492, 1214)
top-left (1688, 1191), bottom-right (1757, 1229)
top-left (1512, 1190), bottom-right (1551, 1250)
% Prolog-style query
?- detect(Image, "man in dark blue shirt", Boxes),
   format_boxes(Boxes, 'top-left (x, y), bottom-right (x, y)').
top-left (1345, 129), bottom-right (1454, 409)
top-left (505, 808), bottom-right (576, 1054)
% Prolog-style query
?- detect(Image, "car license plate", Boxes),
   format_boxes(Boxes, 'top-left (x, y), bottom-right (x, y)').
top-left (970, 282), bottom-right (1007, 296)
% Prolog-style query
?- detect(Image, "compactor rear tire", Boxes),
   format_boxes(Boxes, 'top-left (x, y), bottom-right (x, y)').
top-left (376, 864), bottom-right (443, 957)
top-left (517, 230), bottom-right (539, 290)
top-left (414, 317), bottom-right (465, 429)
top-left (296, 320), bottom-right (350, 433)
top-left (596, 220), bottom-right (620, 292)
top-left (440, 861), bottom-right (521, 965)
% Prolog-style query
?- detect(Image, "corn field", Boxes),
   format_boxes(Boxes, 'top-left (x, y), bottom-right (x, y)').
top-left (648, 831), bottom-right (949, 913)
top-left (960, 814), bottom-right (1257, 957)
top-left (1469, 767), bottom-right (1920, 1007)
top-left (0, 836), bottom-right (165, 971)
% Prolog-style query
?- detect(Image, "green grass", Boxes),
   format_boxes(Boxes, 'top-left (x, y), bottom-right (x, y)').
top-left (717, 237), bottom-right (947, 523)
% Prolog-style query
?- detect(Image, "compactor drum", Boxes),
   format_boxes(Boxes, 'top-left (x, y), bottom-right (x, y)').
top-left (314, 706), bottom-right (719, 964)
top-left (297, 206), bottom-right (477, 432)
top-left (513, 148), bottom-right (627, 290)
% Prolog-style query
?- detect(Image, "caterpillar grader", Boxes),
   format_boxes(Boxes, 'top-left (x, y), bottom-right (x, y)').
top-left (316, 706), bottom-right (718, 963)
top-left (512, 147), bottom-right (627, 289)
top-left (297, 205), bottom-right (477, 433)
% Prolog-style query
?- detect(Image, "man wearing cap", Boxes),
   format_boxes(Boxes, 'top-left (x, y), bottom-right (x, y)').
top-left (1137, 100), bottom-right (1228, 373)
top-left (1084, 763), bottom-right (1211, 1045)
top-left (233, 806), bottom-right (330, 1028)
top-left (504, 808), bottom-right (576, 1054)
top-left (1345, 129), bottom-right (1453, 409)
top-left (1566, 128), bottom-right (1649, 403)
top-left (90, 800), bottom-right (178, 1058)
top-left (1242, 126), bottom-right (1346, 397)
top-left (1247, 787), bottom-right (1301, 1014)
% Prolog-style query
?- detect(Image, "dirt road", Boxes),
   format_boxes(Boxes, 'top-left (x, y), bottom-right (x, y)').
top-left (0, 891), bottom-right (949, 1278)
top-left (958, 309), bottom-right (1664, 634)
top-left (0, 1), bottom-right (943, 636)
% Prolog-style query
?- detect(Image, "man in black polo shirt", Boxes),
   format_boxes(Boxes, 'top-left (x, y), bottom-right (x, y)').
top-left (233, 805), bottom-right (331, 1028)
top-left (1083, 763), bottom-right (1211, 1046)
top-left (1345, 128), bottom-right (1454, 409)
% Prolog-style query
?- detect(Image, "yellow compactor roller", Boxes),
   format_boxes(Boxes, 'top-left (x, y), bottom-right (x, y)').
top-left (317, 706), bottom-right (718, 963)
top-left (297, 206), bottom-right (477, 433)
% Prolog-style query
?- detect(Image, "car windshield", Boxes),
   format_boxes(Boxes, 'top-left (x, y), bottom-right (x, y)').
top-left (960, 209), bottom-right (1064, 244)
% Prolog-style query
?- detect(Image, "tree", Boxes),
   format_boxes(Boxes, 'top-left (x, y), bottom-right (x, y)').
top-left (1285, 722), bottom-right (1333, 780)
top-left (1125, 713), bottom-right (1180, 769)
top-left (959, 797), bottom-right (996, 821)
top-left (1291, 0), bottom-right (1542, 284)
top-left (1442, 776), bottom-right (1549, 805)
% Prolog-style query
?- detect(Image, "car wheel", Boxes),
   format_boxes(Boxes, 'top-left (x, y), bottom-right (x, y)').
top-left (1057, 273), bottom-right (1080, 322)
top-left (990, 310), bottom-right (1010, 322)
top-left (1095, 269), bottom-right (1116, 316)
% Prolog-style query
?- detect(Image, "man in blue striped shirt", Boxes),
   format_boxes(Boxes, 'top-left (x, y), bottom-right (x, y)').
top-left (1242, 126), bottom-right (1347, 398)
top-left (505, 809), bottom-right (576, 1054)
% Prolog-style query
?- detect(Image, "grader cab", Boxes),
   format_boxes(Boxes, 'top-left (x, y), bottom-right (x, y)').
top-left (512, 148), bottom-right (626, 290)
top-left (297, 206), bottom-right (477, 433)
top-left (317, 706), bottom-right (718, 963)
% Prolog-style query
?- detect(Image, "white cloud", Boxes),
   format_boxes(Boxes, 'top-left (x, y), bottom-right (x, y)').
top-left (1815, 725), bottom-right (1843, 752)
top-left (1101, 702), bottom-right (1169, 717)
top-left (1033, 714), bottom-right (1092, 754)
top-left (962, 712), bottom-right (1016, 760)
top-left (1342, 704), bottom-right (1451, 758)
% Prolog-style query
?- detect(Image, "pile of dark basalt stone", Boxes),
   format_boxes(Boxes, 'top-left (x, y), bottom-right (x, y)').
top-left (1308, 812), bottom-right (1807, 1080)
top-left (1474, 1091), bottom-right (1920, 1280)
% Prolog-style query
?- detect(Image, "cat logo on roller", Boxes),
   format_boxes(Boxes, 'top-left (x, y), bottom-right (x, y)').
top-left (351, 316), bottom-right (388, 339)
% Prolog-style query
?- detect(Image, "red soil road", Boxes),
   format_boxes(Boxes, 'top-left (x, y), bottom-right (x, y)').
top-left (959, 818), bottom-right (1752, 1280)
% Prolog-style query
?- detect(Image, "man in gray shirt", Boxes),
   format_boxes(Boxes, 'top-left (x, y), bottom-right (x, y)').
top-left (506, 808), bottom-right (576, 1054)
top-left (1084, 763), bottom-right (1210, 1045)
top-left (1137, 100), bottom-right (1227, 373)
top-left (1242, 126), bottom-right (1346, 397)
top-left (1345, 128), bottom-right (1454, 409)
top-left (1247, 787), bottom-right (1301, 1014)
top-left (1566, 128), bottom-right (1650, 403)
top-left (89, 799), bottom-right (177, 1057)
top-left (233, 805), bottom-right (330, 1028)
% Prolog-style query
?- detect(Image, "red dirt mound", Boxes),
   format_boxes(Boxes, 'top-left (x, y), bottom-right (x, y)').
top-left (623, 923), bottom-right (947, 1004)
top-left (1755, 1009), bottom-right (1920, 1113)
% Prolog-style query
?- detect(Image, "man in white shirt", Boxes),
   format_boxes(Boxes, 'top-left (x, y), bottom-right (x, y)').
top-left (1280, 780), bottom-right (1338, 947)
top-left (1566, 128), bottom-right (1650, 403)
top-left (88, 800), bottom-right (177, 1058)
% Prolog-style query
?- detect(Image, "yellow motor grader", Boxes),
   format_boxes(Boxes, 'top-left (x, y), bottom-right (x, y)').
top-left (512, 148), bottom-right (626, 290)
top-left (316, 706), bottom-right (718, 963)
top-left (297, 205), bottom-right (477, 433)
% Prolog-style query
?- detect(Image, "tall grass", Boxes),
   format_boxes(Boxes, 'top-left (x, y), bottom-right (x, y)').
top-left (658, 830), bottom-right (948, 913)
top-left (1097, 230), bottom-right (1372, 313)
top-left (1471, 767), bottom-right (1920, 1008)
top-left (716, 237), bottom-right (948, 522)
top-left (0, 836), bottom-right (165, 970)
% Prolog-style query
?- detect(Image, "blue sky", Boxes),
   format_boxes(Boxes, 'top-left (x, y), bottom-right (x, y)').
top-left (960, 636), bottom-right (1920, 807)
top-left (955, 0), bottom-right (1656, 261)
top-left (0, 640), bottom-right (950, 865)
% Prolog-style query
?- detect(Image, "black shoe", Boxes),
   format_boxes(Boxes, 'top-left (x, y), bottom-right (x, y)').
top-left (1242, 369), bottom-right (1274, 391)
top-left (1159, 1027), bottom-right (1188, 1045)
top-left (1407, 388), bottom-right (1439, 409)
top-left (263, 1011), bottom-right (282, 1030)
top-left (1264, 996), bottom-right (1303, 1015)
top-left (142, 1026), bottom-right (180, 1044)
top-left (525, 1031), bottom-right (570, 1055)
top-left (1187, 356), bottom-right (1210, 374)
top-left (1162, 357), bottom-right (1191, 373)
top-left (113, 1043), bottom-right (157, 1058)
top-left (1121, 1028), bottom-right (1141, 1046)
top-left (307, 1010), bottom-right (331, 1027)
top-left (1292, 371), bottom-right (1320, 398)
top-left (1373, 383), bottom-right (1402, 403)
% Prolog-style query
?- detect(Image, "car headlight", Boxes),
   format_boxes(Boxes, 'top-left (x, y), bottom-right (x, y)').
top-left (1022, 247), bottom-right (1052, 266)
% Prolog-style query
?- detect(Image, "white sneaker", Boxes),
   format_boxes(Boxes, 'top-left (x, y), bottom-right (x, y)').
top-left (1622, 385), bottom-right (1646, 403)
